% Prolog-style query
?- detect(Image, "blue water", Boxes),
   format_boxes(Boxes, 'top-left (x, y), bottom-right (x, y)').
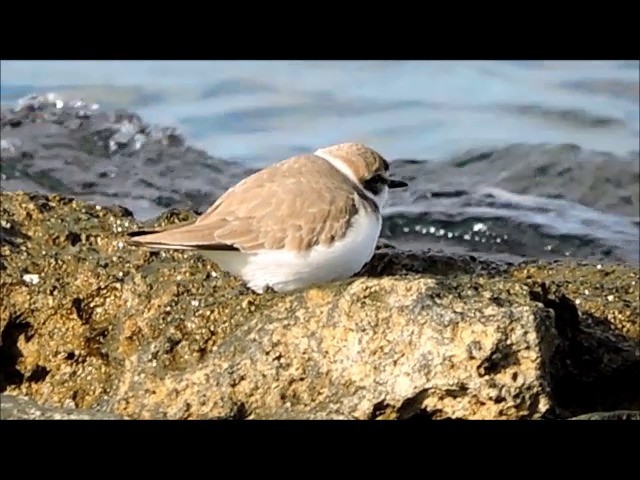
top-left (1, 60), bottom-right (638, 166)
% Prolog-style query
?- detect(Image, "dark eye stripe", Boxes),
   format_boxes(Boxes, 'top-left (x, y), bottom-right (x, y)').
top-left (362, 174), bottom-right (387, 195)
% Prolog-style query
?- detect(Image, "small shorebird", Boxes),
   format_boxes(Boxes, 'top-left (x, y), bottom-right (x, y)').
top-left (127, 142), bottom-right (408, 293)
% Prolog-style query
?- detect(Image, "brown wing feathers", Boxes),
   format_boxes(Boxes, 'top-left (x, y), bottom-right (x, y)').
top-left (126, 154), bottom-right (360, 253)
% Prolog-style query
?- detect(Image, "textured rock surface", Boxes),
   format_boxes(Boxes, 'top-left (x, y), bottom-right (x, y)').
top-left (1, 192), bottom-right (638, 419)
top-left (0, 393), bottom-right (122, 419)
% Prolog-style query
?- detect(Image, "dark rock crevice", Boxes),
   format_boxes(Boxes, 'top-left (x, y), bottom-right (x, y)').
top-left (397, 389), bottom-right (438, 420)
top-left (0, 314), bottom-right (31, 392)
top-left (529, 283), bottom-right (640, 418)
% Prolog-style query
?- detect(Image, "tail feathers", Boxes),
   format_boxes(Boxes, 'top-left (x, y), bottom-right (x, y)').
top-left (126, 228), bottom-right (193, 250)
top-left (126, 228), bottom-right (239, 252)
top-left (127, 229), bottom-right (164, 239)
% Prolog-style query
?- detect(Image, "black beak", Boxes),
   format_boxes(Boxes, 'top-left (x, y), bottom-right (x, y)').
top-left (387, 178), bottom-right (408, 189)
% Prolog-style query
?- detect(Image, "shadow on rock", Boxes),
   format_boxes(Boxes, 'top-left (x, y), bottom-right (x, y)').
top-left (502, 261), bottom-right (640, 418)
top-left (530, 284), bottom-right (640, 417)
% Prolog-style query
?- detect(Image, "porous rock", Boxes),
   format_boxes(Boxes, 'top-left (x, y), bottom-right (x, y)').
top-left (1, 192), bottom-right (638, 419)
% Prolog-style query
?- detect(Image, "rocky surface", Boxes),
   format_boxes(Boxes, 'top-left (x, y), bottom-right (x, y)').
top-left (568, 410), bottom-right (640, 420)
top-left (0, 393), bottom-right (122, 419)
top-left (1, 192), bottom-right (638, 420)
top-left (2, 93), bottom-right (638, 264)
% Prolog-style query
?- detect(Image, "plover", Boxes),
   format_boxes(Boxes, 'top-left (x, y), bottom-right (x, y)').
top-left (127, 142), bottom-right (408, 293)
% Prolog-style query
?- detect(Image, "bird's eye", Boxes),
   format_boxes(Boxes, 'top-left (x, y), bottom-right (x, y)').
top-left (363, 174), bottom-right (387, 195)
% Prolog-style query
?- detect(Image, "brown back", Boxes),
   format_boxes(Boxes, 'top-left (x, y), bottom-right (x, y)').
top-left (130, 153), bottom-right (373, 252)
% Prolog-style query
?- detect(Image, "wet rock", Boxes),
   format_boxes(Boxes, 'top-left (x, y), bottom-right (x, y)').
top-left (388, 143), bottom-right (640, 220)
top-left (386, 143), bottom-right (639, 263)
top-left (0, 93), bottom-right (254, 221)
top-left (569, 410), bottom-right (640, 420)
top-left (1, 192), bottom-right (638, 419)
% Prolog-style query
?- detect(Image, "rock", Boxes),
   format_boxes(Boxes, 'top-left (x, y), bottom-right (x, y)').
top-left (0, 94), bottom-right (255, 221)
top-left (569, 410), bottom-right (640, 420)
top-left (1, 192), bottom-right (638, 419)
top-left (0, 393), bottom-right (122, 420)
top-left (511, 263), bottom-right (640, 416)
top-left (385, 144), bottom-right (640, 264)
top-left (388, 143), bottom-right (640, 220)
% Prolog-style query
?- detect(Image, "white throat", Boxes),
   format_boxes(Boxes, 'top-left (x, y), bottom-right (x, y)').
top-left (314, 149), bottom-right (386, 210)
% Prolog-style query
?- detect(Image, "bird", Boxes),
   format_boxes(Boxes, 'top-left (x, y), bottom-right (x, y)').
top-left (126, 142), bottom-right (408, 293)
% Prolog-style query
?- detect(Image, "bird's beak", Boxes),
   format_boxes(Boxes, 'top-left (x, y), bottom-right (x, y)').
top-left (387, 178), bottom-right (408, 189)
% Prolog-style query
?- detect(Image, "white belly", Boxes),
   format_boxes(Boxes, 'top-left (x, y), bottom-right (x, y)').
top-left (201, 208), bottom-right (381, 293)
